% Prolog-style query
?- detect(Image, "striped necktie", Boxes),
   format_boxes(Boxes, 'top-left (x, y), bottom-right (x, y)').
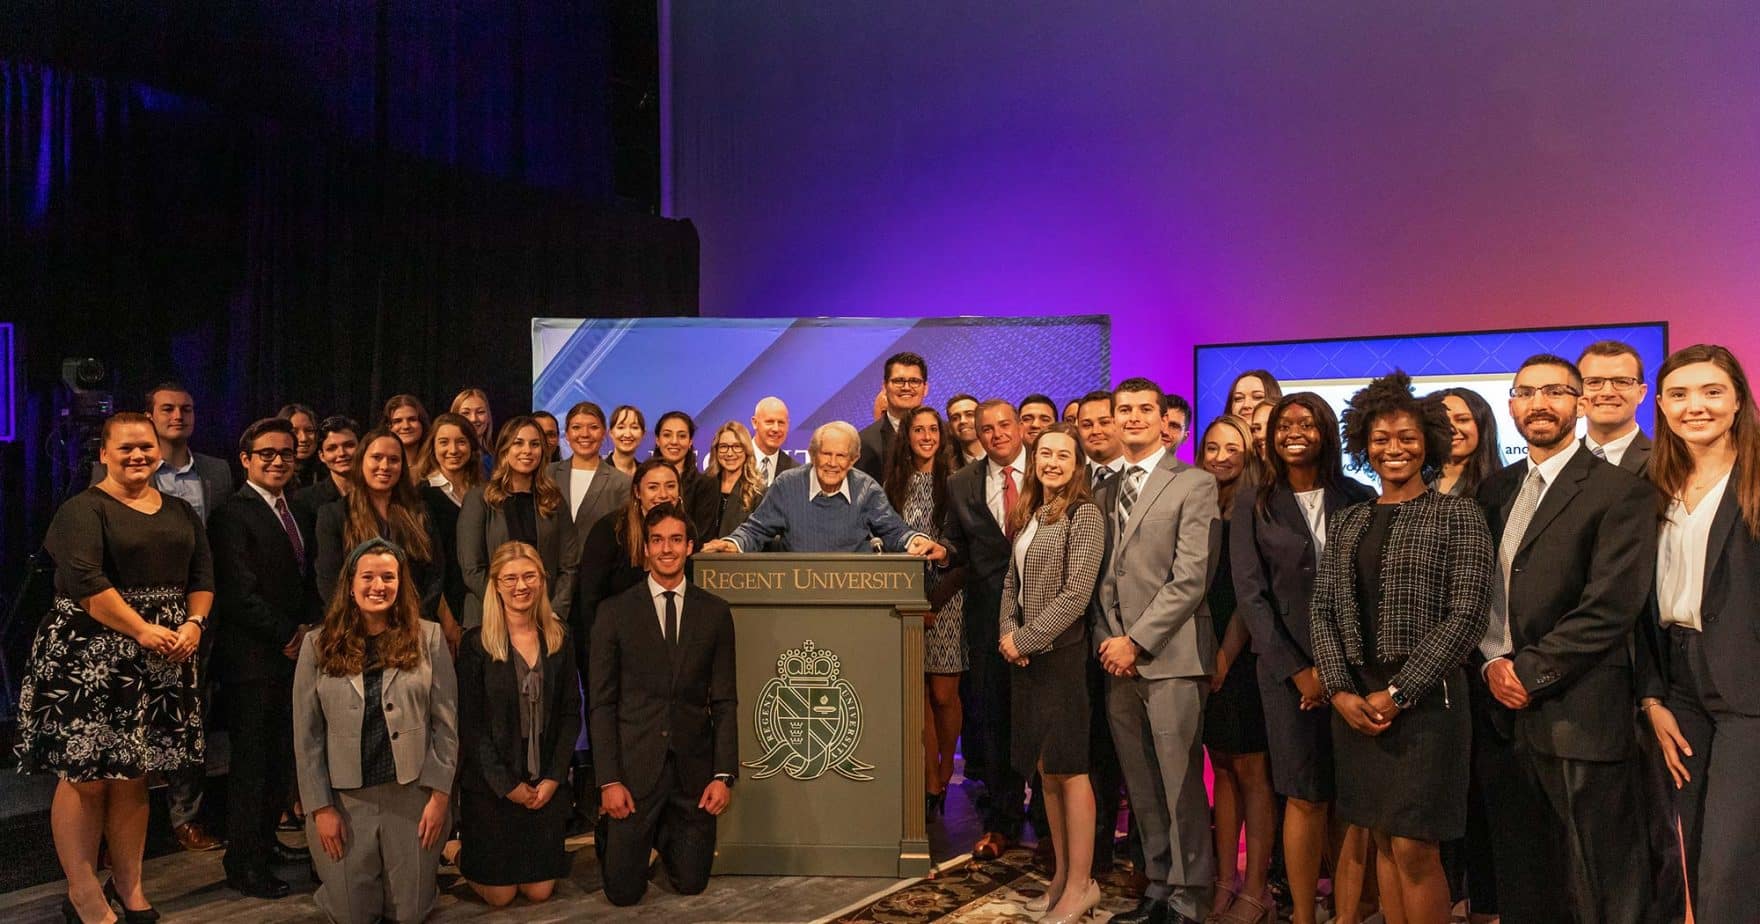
top-left (1117, 464), bottom-right (1145, 530)
top-left (1482, 465), bottom-right (1546, 659)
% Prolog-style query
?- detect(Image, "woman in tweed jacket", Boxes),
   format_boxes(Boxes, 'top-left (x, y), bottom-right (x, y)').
top-left (999, 424), bottom-right (1107, 924)
top-left (1309, 372), bottom-right (1493, 924)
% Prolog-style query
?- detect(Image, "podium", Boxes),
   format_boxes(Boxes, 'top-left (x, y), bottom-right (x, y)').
top-left (694, 553), bottom-right (931, 878)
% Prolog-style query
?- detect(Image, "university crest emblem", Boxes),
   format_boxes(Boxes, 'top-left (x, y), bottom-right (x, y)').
top-left (743, 640), bottom-right (876, 781)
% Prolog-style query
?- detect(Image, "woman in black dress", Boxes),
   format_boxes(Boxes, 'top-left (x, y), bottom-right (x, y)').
top-left (999, 424), bottom-right (1106, 924)
top-left (651, 410), bottom-right (720, 541)
top-left (1309, 373), bottom-right (1493, 924)
top-left (1197, 415), bottom-right (1275, 924)
top-left (17, 412), bottom-right (212, 924)
top-left (456, 541), bottom-right (580, 906)
top-left (702, 421), bottom-right (766, 538)
top-left (313, 428), bottom-right (446, 625)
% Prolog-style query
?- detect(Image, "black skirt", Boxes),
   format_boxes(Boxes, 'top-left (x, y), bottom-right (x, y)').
top-left (457, 781), bottom-right (573, 885)
top-left (1011, 641), bottom-right (1090, 777)
top-left (1204, 650), bottom-right (1269, 755)
top-left (1332, 666), bottom-right (1470, 842)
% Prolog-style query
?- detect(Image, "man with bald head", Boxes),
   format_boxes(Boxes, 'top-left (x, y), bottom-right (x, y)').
top-left (750, 397), bottom-right (796, 486)
top-left (703, 422), bottom-right (947, 559)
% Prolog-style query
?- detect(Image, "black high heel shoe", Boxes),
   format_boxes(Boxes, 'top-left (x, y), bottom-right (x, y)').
top-left (103, 877), bottom-right (160, 924)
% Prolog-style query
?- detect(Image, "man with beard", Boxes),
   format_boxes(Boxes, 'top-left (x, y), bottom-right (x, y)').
top-left (1576, 340), bottom-right (1653, 474)
top-left (945, 394), bottom-right (984, 467)
top-left (1472, 354), bottom-right (1658, 924)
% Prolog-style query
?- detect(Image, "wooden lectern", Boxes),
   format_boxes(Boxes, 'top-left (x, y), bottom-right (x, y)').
top-left (694, 552), bottom-right (931, 878)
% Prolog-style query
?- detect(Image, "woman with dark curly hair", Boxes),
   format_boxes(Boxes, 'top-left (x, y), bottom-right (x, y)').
top-left (1308, 371), bottom-right (1494, 924)
top-left (1430, 388), bottom-right (1504, 497)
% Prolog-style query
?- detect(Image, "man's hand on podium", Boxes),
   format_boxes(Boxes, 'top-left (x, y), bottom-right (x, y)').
top-left (905, 535), bottom-right (947, 562)
top-left (701, 539), bottom-right (739, 554)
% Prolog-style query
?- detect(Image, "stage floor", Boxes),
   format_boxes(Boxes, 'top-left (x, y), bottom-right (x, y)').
top-left (0, 766), bottom-right (989, 923)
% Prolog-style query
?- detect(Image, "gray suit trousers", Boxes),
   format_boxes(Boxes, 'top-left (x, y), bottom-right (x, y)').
top-left (309, 781), bottom-right (444, 924)
top-left (1107, 673), bottom-right (1215, 918)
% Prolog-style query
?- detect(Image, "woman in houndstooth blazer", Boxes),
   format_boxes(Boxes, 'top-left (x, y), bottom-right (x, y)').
top-left (1000, 423), bottom-right (1108, 924)
top-left (1309, 373), bottom-right (1493, 924)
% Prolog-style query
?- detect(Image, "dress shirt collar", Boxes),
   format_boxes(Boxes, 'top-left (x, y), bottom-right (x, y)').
top-left (810, 473), bottom-right (853, 504)
top-left (1526, 438), bottom-right (1581, 486)
top-left (1120, 445), bottom-right (1168, 477)
top-left (647, 574), bottom-right (687, 604)
top-left (157, 454), bottom-right (196, 477)
top-left (987, 449), bottom-right (1026, 482)
top-left (427, 471), bottom-right (464, 506)
top-left (1585, 426), bottom-right (1640, 465)
top-left (244, 478), bottom-right (285, 508)
top-left (1091, 456), bottom-right (1126, 477)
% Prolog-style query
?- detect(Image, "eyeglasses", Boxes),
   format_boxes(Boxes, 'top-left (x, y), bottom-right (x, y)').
top-left (1582, 376), bottom-right (1641, 392)
top-left (495, 572), bottom-right (543, 588)
top-left (887, 377), bottom-right (926, 390)
top-left (248, 449), bottom-right (299, 463)
top-left (714, 443), bottom-right (744, 454)
top-left (1509, 385), bottom-right (1582, 400)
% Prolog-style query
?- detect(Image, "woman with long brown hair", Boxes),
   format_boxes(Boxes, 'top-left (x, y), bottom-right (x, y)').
top-left (651, 410), bottom-right (720, 541)
top-left (1197, 414), bottom-right (1275, 923)
top-left (458, 417), bottom-right (575, 629)
top-left (703, 421), bottom-right (766, 539)
top-left (1638, 344), bottom-right (1760, 923)
top-left (882, 406), bottom-right (967, 816)
top-left (293, 538), bottom-right (457, 924)
top-left (1228, 370), bottom-right (1284, 420)
top-left (455, 541), bottom-right (579, 907)
top-left (999, 422), bottom-right (1106, 924)
top-left (314, 428), bottom-right (445, 623)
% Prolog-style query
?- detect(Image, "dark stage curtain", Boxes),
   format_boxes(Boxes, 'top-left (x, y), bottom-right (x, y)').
top-left (0, 57), bottom-right (696, 687)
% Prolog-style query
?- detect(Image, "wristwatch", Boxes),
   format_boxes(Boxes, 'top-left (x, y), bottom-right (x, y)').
top-left (1386, 685), bottom-right (1412, 710)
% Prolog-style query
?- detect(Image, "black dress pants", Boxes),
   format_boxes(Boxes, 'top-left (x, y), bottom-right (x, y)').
top-left (1666, 627), bottom-right (1760, 924)
top-left (597, 756), bottom-right (718, 907)
top-left (223, 676), bottom-right (294, 877)
top-left (965, 636), bottom-right (1026, 838)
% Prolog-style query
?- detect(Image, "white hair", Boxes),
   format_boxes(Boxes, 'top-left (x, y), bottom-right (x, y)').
top-left (808, 421), bottom-right (861, 459)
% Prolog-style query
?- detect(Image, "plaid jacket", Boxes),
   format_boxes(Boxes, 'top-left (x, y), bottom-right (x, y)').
top-left (1309, 490), bottom-right (1494, 702)
top-left (1000, 502), bottom-right (1106, 656)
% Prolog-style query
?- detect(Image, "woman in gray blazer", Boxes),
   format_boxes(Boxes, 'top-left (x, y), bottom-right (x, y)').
top-left (457, 417), bottom-right (576, 629)
top-left (294, 538), bottom-right (459, 924)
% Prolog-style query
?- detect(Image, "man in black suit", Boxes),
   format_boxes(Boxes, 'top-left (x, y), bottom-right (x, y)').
top-left (856, 351), bottom-right (928, 479)
top-left (1474, 354), bottom-right (1658, 924)
top-left (941, 399), bottom-right (1028, 859)
top-left (1577, 340), bottom-right (1653, 474)
top-left (209, 418), bottom-right (321, 897)
top-left (590, 502), bottom-right (738, 906)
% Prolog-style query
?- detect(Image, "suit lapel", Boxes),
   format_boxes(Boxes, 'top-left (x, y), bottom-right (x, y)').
top-left (1515, 451), bottom-right (1590, 559)
top-left (1121, 456), bottom-right (1180, 548)
top-left (1702, 483), bottom-right (1741, 601)
top-left (1620, 432), bottom-right (1653, 474)
top-left (242, 489), bottom-right (302, 562)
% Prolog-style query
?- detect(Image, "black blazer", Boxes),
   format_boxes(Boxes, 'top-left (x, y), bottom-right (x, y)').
top-left (455, 625), bottom-right (582, 797)
top-left (455, 484), bottom-right (576, 628)
top-left (313, 498), bottom-right (446, 621)
top-left (207, 486), bottom-right (323, 684)
top-left (941, 456), bottom-right (1012, 646)
top-left (856, 416), bottom-right (894, 480)
top-left (1638, 482), bottom-right (1760, 716)
top-left (588, 581), bottom-right (738, 798)
top-left (420, 485), bottom-right (468, 623)
top-left (676, 466), bottom-right (722, 545)
top-left (1232, 479), bottom-right (1376, 683)
top-left (1584, 431), bottom-right (1653, 475)
top-left (1476, 447), bottom-right (1658, 760)
top-left (570, 510), bottom-right (649, 640)
top-left (295, 475), bottom-right (344, 514)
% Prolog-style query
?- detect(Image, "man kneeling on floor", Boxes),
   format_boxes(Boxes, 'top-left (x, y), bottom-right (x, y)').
top-left (589, 502), bottom-right (738, 905)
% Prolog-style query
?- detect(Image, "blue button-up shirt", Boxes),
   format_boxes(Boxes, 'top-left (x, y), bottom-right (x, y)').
top-left (154, 456), bottom-right (208, 522)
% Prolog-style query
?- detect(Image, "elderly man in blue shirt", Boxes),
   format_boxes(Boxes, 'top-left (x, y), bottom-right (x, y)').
top-left (702, 421), bottom-right (948, 561)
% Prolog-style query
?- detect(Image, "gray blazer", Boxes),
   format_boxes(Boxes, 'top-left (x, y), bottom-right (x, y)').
top-left (293, 620), bottom-right (459, 811)
top-left (1094, 453), bottom-right (1221, 681)
top-left (456, 483), bottom-right (578, 628)
top-left (550, 459), bottom-right (631, 544)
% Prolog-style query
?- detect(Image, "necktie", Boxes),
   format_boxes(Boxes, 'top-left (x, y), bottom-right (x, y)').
top-left (761, 455), bottom-right (773, 484)
top-left (1590, 444), bottom-right (1607, 460)
top-left (1090, 465), bottom-right (1114, 491)
top-left (1118, 464), bottom-right (1145, 531)
top-left (1002, 467), bottom-right (1020, 539)
top-left (663, 590), bottom-right (679, 647)
top-left (275, 497), bottom-right (306, 569)
top-left (1484, 465), bottom-right (1546, 658)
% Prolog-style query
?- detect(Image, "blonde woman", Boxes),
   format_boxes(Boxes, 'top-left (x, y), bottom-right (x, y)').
top-left (450, 388), bottom-right (494, 452)
top-left (456, 541), bottom-right (580, 906)
top-left (293, 538), bottom-right (457, 924)
top-left (703, 421), bottom-right (766, 538)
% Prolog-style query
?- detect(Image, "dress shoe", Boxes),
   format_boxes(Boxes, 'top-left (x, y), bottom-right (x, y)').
top-left (269, 841), bottom-right (311, 864)
top-left (173, 822), bottom-right (223, 852)
top-left (1112, 897), bottom-right (1171, 924)
top-left (103, 877), bottom-right (160, 923)
top-left (972, 831), bottom-right (1010, 860)
top-left (226, 868), bottom-right (292, 900)
top-left (1041, 880), bottom-right (1103, 924)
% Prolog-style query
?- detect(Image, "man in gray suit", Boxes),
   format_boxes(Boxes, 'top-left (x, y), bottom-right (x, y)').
top-left (1577, 340), bottom-right (1653, 474)
top-left (92, 380), bottom-right (234, 851)
top-left (1093, 376), bottom-right (1220, 924)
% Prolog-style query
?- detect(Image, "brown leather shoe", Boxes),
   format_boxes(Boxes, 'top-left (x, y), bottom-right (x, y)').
top-left (173, 822), bottom-right (222, 852)
top-left (971, 831), bottom-right (1010, 860)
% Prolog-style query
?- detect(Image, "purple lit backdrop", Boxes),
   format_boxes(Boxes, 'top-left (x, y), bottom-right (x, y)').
top-left (666, 3), bottom-right (1760, 428)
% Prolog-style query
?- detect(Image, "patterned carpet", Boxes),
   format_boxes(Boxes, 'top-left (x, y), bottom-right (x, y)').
top-left (831, 848), bottom-right (1142, 923)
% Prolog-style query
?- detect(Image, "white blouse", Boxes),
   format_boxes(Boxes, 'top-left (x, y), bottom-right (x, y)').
top-left (427, 471), bottom-right (464, 507)
top-left (1294, 488), bottom-right (1327, 556)
top-left (1656, 471), bottom-right (1731, 631)
top-left (1012, 515), bottom-right (1040, 605)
